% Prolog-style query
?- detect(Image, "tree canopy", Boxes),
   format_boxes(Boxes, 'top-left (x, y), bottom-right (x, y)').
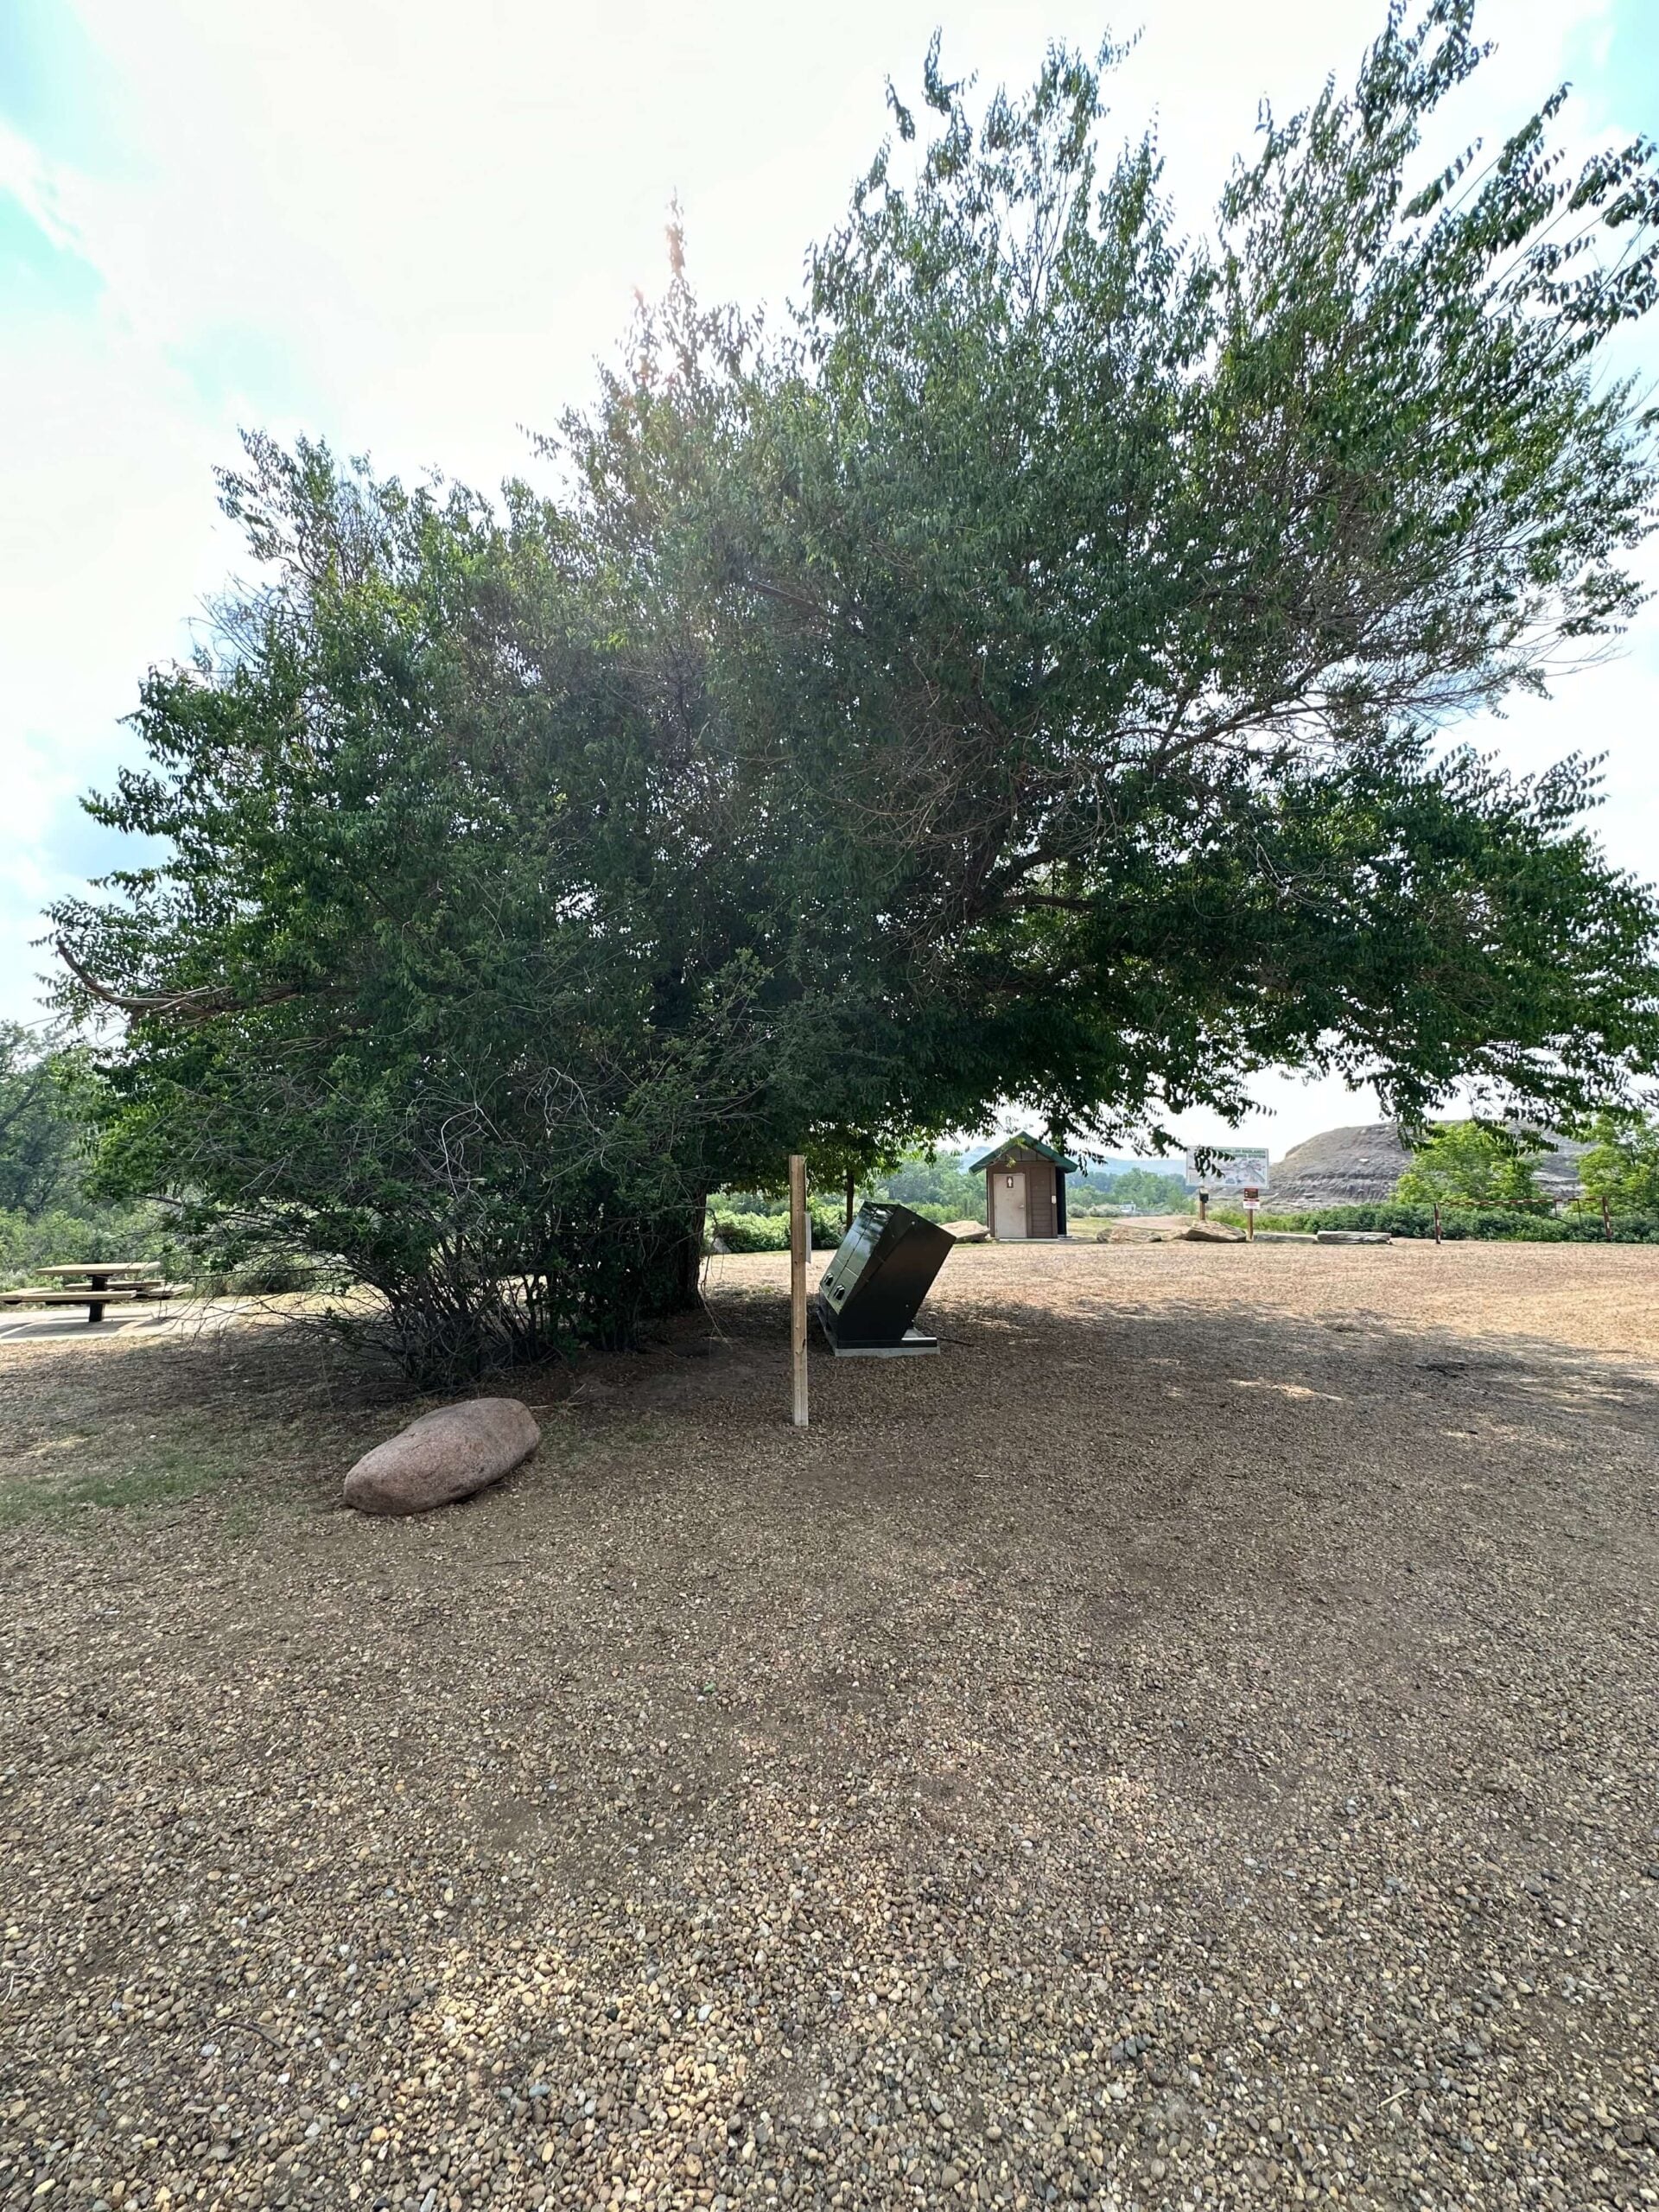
top-left (1394, 1120), bottom-right (1549, 1210)
top-left (1575, 1109), bottom-right (1659, 1215)
top-left (50, 2), bottom-right (1659, 1377)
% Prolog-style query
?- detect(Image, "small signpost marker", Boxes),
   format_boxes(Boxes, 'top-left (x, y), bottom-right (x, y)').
top-left (1243, 1185), bottom-right (1258, 1240)
top-left (789, 1154), bottom-right (809, 1428)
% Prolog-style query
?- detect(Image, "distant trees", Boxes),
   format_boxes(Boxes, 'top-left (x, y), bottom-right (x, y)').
top-left (1395, 1122), bottom-right (1550, 1211)
top-left (876, 1156), bottom-right (986, 1220)
top-left (0, 1027), bottom-right (168, 1286)
top-left (50, 4), bottom-right (1659, 1381)
top-left (1076, 1167), bottom-right (1193, 1216)
top-left (1575, 1110), bottom-right (1659, 1217)
top-left (0, 1026), bottom-right (87, 1217)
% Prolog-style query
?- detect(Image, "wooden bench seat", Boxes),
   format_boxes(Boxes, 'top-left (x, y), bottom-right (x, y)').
top-left (0, 1287), bottom-right (149, 1324)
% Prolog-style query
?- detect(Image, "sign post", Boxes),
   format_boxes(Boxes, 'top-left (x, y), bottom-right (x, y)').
top-left (789, 1154), bottom-right (809, 1428)
top-left (1183, 1147), bottom-right (1271, 1228)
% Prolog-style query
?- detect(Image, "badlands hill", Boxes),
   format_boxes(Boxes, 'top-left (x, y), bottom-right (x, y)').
top-left (1270, 1122), bottom-right (1585, 1208)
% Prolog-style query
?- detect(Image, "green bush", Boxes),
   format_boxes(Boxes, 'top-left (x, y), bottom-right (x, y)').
top-left (1212, 1201), bottom-right (1659, 1243)
top-left (709, 1202), bottom-right (853, 1252)
top-left (709, 1211), bottom-right (787, 1252)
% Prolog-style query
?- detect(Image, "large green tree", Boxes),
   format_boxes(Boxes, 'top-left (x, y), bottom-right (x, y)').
top-left (1395, 1120), bottom-right (1550, 1210)
top-left (53, 3), bottom-right (1659, 1379)
top-left (1575, 1109), bottom-right (1659, 1216)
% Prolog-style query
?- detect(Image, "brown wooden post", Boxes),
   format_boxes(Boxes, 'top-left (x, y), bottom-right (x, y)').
top-left (1198, 1189), bottom-right (1209, 1224)
top-left (790, 1154), bottom-right (809, 1428)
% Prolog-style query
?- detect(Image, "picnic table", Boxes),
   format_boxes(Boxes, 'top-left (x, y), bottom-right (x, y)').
top-left (2, 1263), bottom-right (175, 1325)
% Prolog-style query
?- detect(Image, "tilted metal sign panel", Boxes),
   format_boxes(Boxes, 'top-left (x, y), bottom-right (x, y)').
top-left (819, 1203), bottom-right (954, 1347)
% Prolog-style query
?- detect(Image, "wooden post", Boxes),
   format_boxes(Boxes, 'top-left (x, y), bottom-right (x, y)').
top-left (1433, 1200), bottom-right (1442, 1245)
top-left (790, 1154), bottom-right (809, 1428)
top-left (1198, 1189), bottom-right (1209, 1224)
top-left (844, 1168), bottom-right (855, 1233)
top-left (1603, 1192), bottom-right (1612, 1243)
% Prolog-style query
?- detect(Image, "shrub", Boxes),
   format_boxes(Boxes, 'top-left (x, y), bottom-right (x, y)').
top-left (709, 1204), bottom-right (849, 1253)
top-left (1213, 1201), bottom-right (1659, 1243)
top-left (709, 1211), bottom-right (788, 1253)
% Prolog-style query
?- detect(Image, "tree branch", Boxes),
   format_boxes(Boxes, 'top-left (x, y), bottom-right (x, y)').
top-left (55, 940), bottom-right (315, 1027)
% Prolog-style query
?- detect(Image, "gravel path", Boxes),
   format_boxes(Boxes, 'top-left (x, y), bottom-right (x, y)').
top-left (3, 1242), bottom-right (1657, 2212)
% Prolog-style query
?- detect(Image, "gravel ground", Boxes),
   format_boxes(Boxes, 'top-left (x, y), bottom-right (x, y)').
top-left (3, 1240), bottom-right (1658, 2212)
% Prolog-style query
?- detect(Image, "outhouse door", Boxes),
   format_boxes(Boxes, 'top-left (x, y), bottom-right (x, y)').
top-left (995, 1169), bottom-right (1028, 1240)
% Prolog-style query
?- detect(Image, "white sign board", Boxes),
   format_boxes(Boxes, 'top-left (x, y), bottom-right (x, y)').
top-left (1183, 1147), bottom-right (1270, 1194)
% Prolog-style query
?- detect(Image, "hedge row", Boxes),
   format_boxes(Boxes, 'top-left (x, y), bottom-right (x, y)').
top-left (709, 1193), bottom-right (983, 1253)
top-left (1214, 1201), bottom-right (1659, 1243)
top-left (708, 1205), bottom-right (849, 1254)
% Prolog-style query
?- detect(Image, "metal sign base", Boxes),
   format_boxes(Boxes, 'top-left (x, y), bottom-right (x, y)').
top-left (817, 1307), bottom-right (939, 1357)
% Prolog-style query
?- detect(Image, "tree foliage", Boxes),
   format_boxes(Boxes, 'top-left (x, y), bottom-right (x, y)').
top-left (874, 1155), bottom-right (987, 1220)
top-left (1395, 1120), bottom-right (1549, 1209)
top-left (1078, 1168), bottom-right (1193, 1216)
top-left (0, 1025), bottom-right (92, 1217)
top-left (1575, 1108), bottom-right (1659, 1214)
top-left (50, 3), bottom-right (1659, 1379)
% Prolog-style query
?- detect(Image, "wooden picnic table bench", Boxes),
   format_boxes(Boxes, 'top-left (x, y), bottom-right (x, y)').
top-left (0, 1287), bottom-right (144, 1322)
top-left (3, 1264), bottom-right (175, 1324)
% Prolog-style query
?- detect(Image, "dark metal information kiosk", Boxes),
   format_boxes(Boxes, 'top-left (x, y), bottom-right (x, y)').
top-left (817, 1202), bottom-right (954, 1357)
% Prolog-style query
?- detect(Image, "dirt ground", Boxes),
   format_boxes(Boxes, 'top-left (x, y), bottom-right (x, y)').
top-left (3, 1240), bottom-right (1657, 2212)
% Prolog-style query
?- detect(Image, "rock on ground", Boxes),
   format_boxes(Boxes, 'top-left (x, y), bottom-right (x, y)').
top-left (342, 1396), bottom-right (540, 1515)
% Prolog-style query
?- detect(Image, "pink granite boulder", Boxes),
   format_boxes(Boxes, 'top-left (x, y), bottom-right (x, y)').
top-left (342, 1397), bottom-right (540, 1516)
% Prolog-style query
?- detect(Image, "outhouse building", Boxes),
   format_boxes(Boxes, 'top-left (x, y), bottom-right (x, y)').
top-left (966, 1133), bottom-right (1080, 1241)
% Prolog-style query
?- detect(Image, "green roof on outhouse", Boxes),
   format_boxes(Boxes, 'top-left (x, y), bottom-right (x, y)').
top-left (963, 1132), bottom-right (1082, 1175)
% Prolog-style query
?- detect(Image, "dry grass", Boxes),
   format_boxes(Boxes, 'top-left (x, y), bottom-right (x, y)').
top-left (3, 1241), bottom-right (1657, 2211)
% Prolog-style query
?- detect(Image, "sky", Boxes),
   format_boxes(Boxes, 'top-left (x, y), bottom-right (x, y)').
top-left (3, 0), bottom-right (1656, 1160)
